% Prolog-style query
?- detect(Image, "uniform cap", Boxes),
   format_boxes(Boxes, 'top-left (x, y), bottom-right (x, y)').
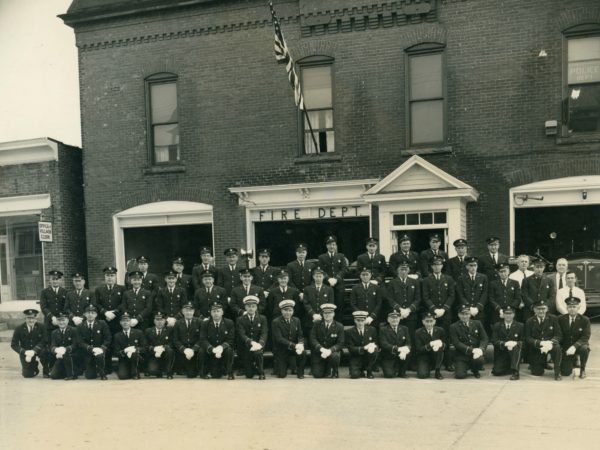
top-left (430, 256), bottom-right (445, 265)
top-left (164, 270), bottom-right (178, 277)
top-left (398, 234), bottom-right (411, 243)
top-left (103, 266), bottom-right (117, 274)
top-left (295, 243), bottom-right (308, 251)
top-left (458, 304), bottom-right (471, 313)
top-left (465, 256), bottom-right (478, 264)
top-left (48, 269), bottom-right (63, 277)
top-left (136, 256), bottom-right (149, 263)
top-left (352, 311), bottom-right (369, 319)
top-left (279, 299), bottom-right (295, 309)
top-left (320, 303), bottom-right (337, 312)
top-left (533, 301), bottom-right (548, 308)
top-left (365, 237), bottom-right (378, 245)
top-left (486, 237), bottom-right (500, 244)
top-left (84, 304), bottom-right (97, 313)
top-left (312, 267), bottom-right (325, 275)
top-left (453, 239), bottom-right (467, 247)
top-left (23, 308), bottom-right (39, 317)
top-left (359, 267), bottom-right (372, 275)
top-left (129, 271), bottom-right (143, 279)
top-left (503, 305), bottom-right (516, 313)
top-left (387, 311), bottom-right (400, 318)
top-left (532, 258), bottom-right (546, 267)
top-left (257, 248), bottom-right (271, 256)
top-left (565, 296), bottom-right (581, 306)
top-left (224, 248), bottom-right (239, 256)
top-left (429, 233), bottom-right (442, 242)
top-left (120, 313), bottom-right (132, 321)
top-left (238, 268), bottom-right (252, 276)
top-left (172, 257), bottom-right (184, 265)
top-left (277, 269), bottom-right (290, 279)
top-left (154, 312), bottom-right (166, 320)
top-left (496, 262), bottom-right (511, 271)
top-left (422, 311), bottom-right (436, 320)
top-left (243, 295), bottom-right (260, 305)
top-left (200, 270), bottom-right (215, 279)
top-left (181, 302), bottom-right (195, 310)
top-left (199, 247), bottom-right (212, 255)
top-left (71, 272), bottom-right (85, 279)
top-left (210, 302), bottom-right (224, 311)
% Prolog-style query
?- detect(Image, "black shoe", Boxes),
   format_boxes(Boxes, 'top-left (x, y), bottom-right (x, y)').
top-left (445, 365), bottom-right (455, 372)
top-left (367, 371), bottom-right (374, 379)
top-left (259, 374), bottom-right (266, 380)
top-left (228, 374), bottom-right (235, 380)
top-left (43, 373), bottom-right (50, 379)
top-left (372, 366), bottom-right (380, 373)
top-left (200, 374), bottom-right (210, 379)
top-left (65, 376), bottom-right (76, 381)
top-left (579, 370), bottom-right (587, 379)
top-left (329, 371), bottom-right (339, 379)
top-left (545, 363), bottom-right (553, 370)
top-left (167, 375), bottom-right (173, 380)
top-left (435, 370), bottom-right (444, 380)
top-left (100, 375), bottom-right (108, 380)
top-left (510, 372), bottom-right (520, 380)
top-left (133, 374), bottom-right (141, 380)
top-left (473, 371), bottom-right (481, 379)
top-left (236, 369), bottom-right (245, 376)
top-left (555, 374), bottom-right (562, 381)
top-left (297, 374), bottom-right (304, 379)
top-left (156, 374), bottom-right (163, 379)
top-left (398, 372), bottom-right (408, 379)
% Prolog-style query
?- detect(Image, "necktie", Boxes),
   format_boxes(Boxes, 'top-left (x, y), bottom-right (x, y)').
top-left (570, 318), bottom-right (575, 330)
top-left (471, 275), bottom-right (475, 282)
top-left (157, 329), bottom-right (160, 336)
top-left (459, 257), bottom-right (463, 263)
top-left (300, 262), bottom-right (303, 269)
top-left (125, 331), bottom-right (129, 338)
top-left (559, 276), bottom-right (563, 290)
top-left (370, 254), bottom-right (373, 261)
top-left (89, 323), bottom-right (93, 331)
top-left (286, 319), bottom-right (290, 326)
top-left (187, 320), bottom-right (191, 329)
top-left (54, 288), bottom-right (58, 294)
top-left (429, 330), bottom-right (433, 337)
top-left (169, 288), bottom-right (173, 294)
top-left (28, 326), bottom-right (33, 334)
top-left (492, 254), bottom-right (497, 264)
top-left (364, 284), bottom-right (369, 290)
top-left (569, 288), bottom-right (573, 298)
top-left (77, 290), bottom-right (81, 296)
top-left (506, 324), bottom-right (510, 331)
top-left (62, 329), bottom-right (65, 335)
top-left (359, 329), bottom-right (363, 337)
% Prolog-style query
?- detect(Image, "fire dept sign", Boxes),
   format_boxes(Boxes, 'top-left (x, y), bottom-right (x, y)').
top-left (38, 221), bottom-right (53, 242)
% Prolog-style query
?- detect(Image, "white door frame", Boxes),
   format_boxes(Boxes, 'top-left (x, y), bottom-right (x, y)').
top-left (0, 235), bottom-right (11, 301)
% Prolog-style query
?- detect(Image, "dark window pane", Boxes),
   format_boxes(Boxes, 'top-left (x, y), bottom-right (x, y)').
top-left (420, 213), bottom-right (433, 224)
top-left (393, 215), bottom-right (405, 226)
top-left (411, 100), bottom-right (444, 144)
top-left (406, 214), bottom-right (419, 225)
top-left (151, 82), bottom-right (178, 123)
top-left (154, 124), bottom-right (180, 162)
top-left (303, 66), bottom-right (332, 108)
top-left (410, 53), bottom-right (442, 100)
top-left (434, 212), bottom-right (447, 223)
top-left (568, 83), bottom-right (600, 132)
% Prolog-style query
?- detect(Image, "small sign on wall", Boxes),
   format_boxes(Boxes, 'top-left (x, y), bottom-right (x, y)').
top-left (38, 221), bottom-right (53, 242)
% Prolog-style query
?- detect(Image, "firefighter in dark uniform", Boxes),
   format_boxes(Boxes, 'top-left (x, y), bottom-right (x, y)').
top-left (422, 255), bottom-right (456, 370)
top-left (199, 302), bottom-right (236, 379)
top-left (113, 313), bottom-right (146, 380)
top-left (218, 248), bottom-right (242, 295)
top-left (386, 262), bottom-right (421, 341)
top-left (446, 239), bottom-right (469, 282)
top-left (145, 311), bottom-right (175, 379)
top-left (40, 269), bottom-right (67, 342)
top-left (356, 237), bottom-right (387, 284)
top-left (172, 257), bottom-right (193, 300)
top-left (522, 259), bottom-right (555, 322)
top-left (286, 243), bottom-right (315, 295)
top-left (65, 272), bottom-right (95, 327)
top-left (267, 269), bottom-right (301, 319)
top-left (252, 248), bottom-right (278, 299)
top-left (317, 236), bottom-right (348, 312)
top-left (478, 237), bottom-right (509, 283)
top-left (230, 268), bottom-right (265, 318)
top-left (558, 296), bottom-right (591, 379)
top-left (121, 271), bottom-right (152, 330)
top-left (524, 301), bottom-right (563, 380)
top-left (388, 234), bottom-right (421, 278)
top-left (379, 310), bottom-right (412, 378)
top-left (350, 268), bottom-right (384, 326)
top-left (173, 302), bottom-right (203, 378)
top-left (94, 266), bottom-right (125, 340)
top-left (236, 295), bottom-right (268, 379)
top-left (194, 270), bottom-right (228, 319)
top-left (455, 256), bottom-right (488, 322)
top-left (136, 256), bottom-right (160, 299)
top-left (310, 303), bottom-right (344, 378)
top-left (346, 310), bottom-right (379, 379)
top-left (303, 267), bottom-right (335, 339)
top-left (271, 299), bottom-right (306, 379)
top-left (77, 304), bottom-right (111, 379)
top-left (414, 312), bottom-right (445, 380)
top-left (490, 305), bottom-right (523, 380)
top-left (450, 305), bottom-right (488, 379)
top-left (49, 313), bottom-right (77, 380)
top-left (489, 263), bottom-right (522, 325)
top-left (11, 309), bottom-right (48, 378)
top-left (192, 246), bottom-right (218, 292)
top-left (155, 270), bottom-right (187, 325)
top-left (419, 233), bottom-right (449, 277)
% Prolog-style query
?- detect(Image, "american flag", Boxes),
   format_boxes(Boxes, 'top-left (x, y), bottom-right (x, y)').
top-left (269, 1), bottom-right (304, 110)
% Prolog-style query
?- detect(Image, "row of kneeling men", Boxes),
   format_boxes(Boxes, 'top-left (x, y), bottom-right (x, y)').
top-left (12, 294), bottom-right (590, 381)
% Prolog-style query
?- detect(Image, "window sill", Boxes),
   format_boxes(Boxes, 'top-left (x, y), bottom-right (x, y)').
top-left (294, 153), bottom-right (342, 164)
top-left (401, 146), bottom-right (453, 156)
top-left (143, 164), bottom-right (186, 174)
top-left (556, 133), bottom-right (600, 145)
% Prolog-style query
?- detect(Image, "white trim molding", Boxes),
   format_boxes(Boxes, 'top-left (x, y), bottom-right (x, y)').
top-left (0, 194), bottom-right (51, 217)
top-left (0, 138), bottom-right (59, 166)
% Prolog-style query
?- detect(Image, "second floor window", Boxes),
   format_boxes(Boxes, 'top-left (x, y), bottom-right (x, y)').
top-left (301, 64), bottom-right (334, 154)
top-left (567, 35), bottom-right (600, 133)
top-left (147, 74), bottom-right (180, 164)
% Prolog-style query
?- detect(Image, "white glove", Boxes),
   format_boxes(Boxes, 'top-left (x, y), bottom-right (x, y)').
top-left (51, 316), bottom-right (59, 326)
top-left (566, 346), bottom-right (576, 356)
top-left (72, 316), bottom-right (83, 326)
top-left (504, 341), bottom-right (517, 351)
top-left (213, 345), bottom-right (223, 359)
top-left (407, 274), bottom-right (419, 280)
top-left (365, 343), bottom-right (377, 354)
top-left (365, 316), bottom-right (374, 325)
top-left (434, 308), bottom-right (445, 318)
top-left (154, 346), bottom-right (165, 357)
top-left (166, 317), bottom-right (176, 327)
top-left (25, 354), bottom-right (33, 363)
top-left (398, 346), bottom-right (410, 360)
top-left (130, 318), bottom-right (139, 327)
top-left (370, 280), bottom-right (378, 285)
top-left (400, 308), bottom-right (411, 319)
top-left (105, 311), bottom-right (116, 321)
top-left (183, 348), bottom-right (195, 360)
top-left (242, 311), bottom-right (248, 316)
top-left (320, 348), bottom-right (332, 359)
top-left (328, 278), bottom-right (338, 287)
top-left (540, 341), bottom-right (553, 354)
top-left (472, 348), bottom-right (483, 359)
top-left (92, 347), bottom-right (104, 356)
top-left (264, 291), bottom-right (270, 298)
top-left (250, 341), bottom-right (263, 352)
top-left (469, 307), bottom-right (479, 317)
top-left (295, 343), bottom-right (304, 355)
top-left (312, 314), bottom-right (322, 322)
top-left (299, 293), bottom-right (304, 300)
top-left (430, 340), bottom-right (443, 352)
top-left (24, 349), bottom-right (35, 359)
top-left (499, 310), bottom-right (504, 319)
top-left (55, 347), bottom-right (66, 358)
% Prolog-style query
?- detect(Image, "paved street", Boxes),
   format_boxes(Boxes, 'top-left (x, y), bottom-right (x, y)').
top-left (2, 326), bottom-right (600, 450)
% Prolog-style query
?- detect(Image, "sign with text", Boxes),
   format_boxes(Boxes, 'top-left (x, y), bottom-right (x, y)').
top-left (38, 221), bottom-right (53, 242)
top-left (251, 205), bottom-right (369, 222)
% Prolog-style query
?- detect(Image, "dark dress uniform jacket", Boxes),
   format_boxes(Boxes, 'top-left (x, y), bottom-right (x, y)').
top-left (489, 279), bottom-right (522, 312)
top-left (350, 283), bottom-right (383, 320)
top-left (194, 285), bottom-right (228, 319)
top-left (525, 315), bottom-right (562, 348)
top-left (236, 314), bottom-right (268, 348)
top-left (419, 249), bottom-right (449, 276)
top-left (317, 253), bottom-right (348, 285)
top-left (446, 256), bottom-right (468, 281)
top-left (218, 265), bottom-right (242, 295)
top-left (558, 314), bottom-right (590, 349)
top-left (414, 326), bottom-right (446, 355)
top-left (77, 320), bottom-right (111, 352)
top-left (491, 321), bottom-right (524, 347)
top-left (65, 289), bottom-right (95, 318)
top-left (345, 326), bottom-right (378, 356)
top-left (40, 287), bottom-right (67, 324)
top-left (95, 284), bottom-right (125, 319)
top-left (286, 260), bottom-right (315, 292)
top-left (268, 286), bottom-right (302, 317)
top-left (121, 288), bottom-right (152, 325)
top-left (192, 264), bottom-right (219, 291)
top-left (145, 326), bottom-right (174, 351)
top-left (389, 251), bottom-right (420, 276)
top-left (174, 318), bottom-right (203, 352)
top-left (379, 324), bottom-right (411, 358)
top-left (456, 273), bottom-right (489, 310)
top-left (310, 321), bottom-right (345, 352)
top-left (450, 320), bottom-right (488, 355)
top-left (51, 326), bottom-right (78, 353)
top-left (478, 253), bottom-right (509, 282)
top-left (303, 284), bottom-right (334, 317)
top-left (155, 286), bottom-right (187, 317)
top-left (11, 322), bottom-right (47, 354)
top-left (251, 265), bottom-right (279, 292)
top-left (200, 318), bottom-right (235, 352)
top-left (356, 252), bottom-right (387, 282)
top-left (141, 272), bottom-right (161, 293)
top-left (386, 277), bottom-right (421, 313)
top-left (522, 275), bottom-right (555, 311)
top-left (272, 316), bottom-right (304, 352)
top-left (231, 284), bottom-right (266, 317)
top-left (113, 329), bottom-right (146, 357)
top-left (174, 274), bottom-right (194, 299)
top-left (422, 274), bottom-right (456, 312)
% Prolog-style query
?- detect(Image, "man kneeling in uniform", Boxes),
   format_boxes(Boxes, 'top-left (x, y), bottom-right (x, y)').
top-left (450, 305), bottom-right (488, 379)
top-left (199, 303), bottom-right (235, 379)
top-left (145, 312), bottom-right (175, 379)
top-left (11, 308), bottom-right (48, 378)
top-left (380, 310), bottom-right (411, 378)
top-left (77, 305), bottom-right (111, 380)
top-left (525, 301), bottom-right (562, 380)
top-left (272, 299), bottom-right (306, 378)
top-left (310, 303), bottom-right (344, 378)
top-left (414, 312), bottom-right (445, 380)
top-left (558, 296), bottom-right (591, 379)
top-left (236, 295), bottom-right (268, 379)
top-left (49, 313), bottom-right (77, 380)
top-left (113, 313), bottom-right (145, 379)
top-left (490, 305), bottom-right (523, 380)
top-left (346, 311), bottom-right (379, 379)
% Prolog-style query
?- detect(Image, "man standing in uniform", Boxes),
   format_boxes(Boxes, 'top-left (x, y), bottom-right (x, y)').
top-left (267, 269), bottom-right (301, 319)
top-left (121, 271), bottom-right (152, 330)
top-left (489, 263), bottom-right (522, 325)
top-left (192, 247), bottom-right (218, 292)
top-left (286, 243), bottom-right (315, 294)
top-left (77, 305), bottom-right (111, 380)
top-left (379, 310), bottom-right (412, 378)
top-left (94, 266), bottom-right (125, 342)
top-left (522, 259), bottom-right (555, 322)
top-left (414, 312), bottom-right (445, 380)
top-left (386, 262), bottom-right (421, 342)
top-left (525, 301), bottom-right (562, 380)
top-left (172, 257), bottom-right (194, 300)
top-left (450, 305), bottom-right (488, 379)
top-left (40, 269), bottom-right (67, 343)
top-left (65, 272), bottom-right (95, 327)
top-left (558, 297), bottom-right (590, 379)
top-left (350, 268), bottom-right (384, 326)
top-left (145, 311), bottom-right (175, 379)
top-left (478, 237), bottom-right (508, 282)
top-left (173, 303), bottom-right (203, 378)
top-left (49, 313), bottom-right (77, 380)
top-left (113, 313), bottom-right (146, 380)
top-left (346, 310), bottom-right (379, 379)
top-left (490, 305), bottom-right (523, 380)
top-left (310, 303), bottom-right (345, 378)
top-left (419, 233), bottom-right (448, 277)
top-left (155, 270), bottom-right (187, 324)
top-left (356, 237), bottom-right (387, 284)
top-left (11, 309), bottom-right (48, 378)
top-left (199, 303), bottom-right (235, 379)
top-left (230, 268), bottom-right (265, 318)
top-left (236, 295), bottom-right (268, 379)
top-left (456, 256), bottom-right (488, 323)
top-left (303, 267), bottom-right (334, 339)
top-left (389, 235), bottom-right (420, 278)
top-left (218, 248), bottom-right (242, 296)
top-left (272, 299), bottom-right (306, 379)
top-left (318, 236), bottom-right (348, 312)
top-left (446, 239), bottom-right (469, 282)
top-left (252, 248), bottom-right (278, 299)
top-left (194, 270), bottom-right (228, 320)
top-left (136, 256), bottom-right (160, 299)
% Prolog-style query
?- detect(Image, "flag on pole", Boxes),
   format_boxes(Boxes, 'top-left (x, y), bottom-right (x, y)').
top-left (269, 1), bottom-right (305, 110)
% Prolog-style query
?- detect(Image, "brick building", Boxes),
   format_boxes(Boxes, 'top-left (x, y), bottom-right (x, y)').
top-left (0, 138), bottom-right (86, 310)
top-left (61, 0), bottom-right (600, 289)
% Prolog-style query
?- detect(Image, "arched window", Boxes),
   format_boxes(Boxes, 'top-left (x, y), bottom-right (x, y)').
top-left (145, 72), bottom-right (180, 164)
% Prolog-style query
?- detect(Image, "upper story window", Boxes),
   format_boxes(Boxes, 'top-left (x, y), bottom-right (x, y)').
top-left (300, 57), bottom-right (334, 154)
top-left (406, 44), bottom-right (445, 146)
top-left (146, 73), bottom-right (180, 164)
top-left (567, 33), bottom-right (600, 133)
